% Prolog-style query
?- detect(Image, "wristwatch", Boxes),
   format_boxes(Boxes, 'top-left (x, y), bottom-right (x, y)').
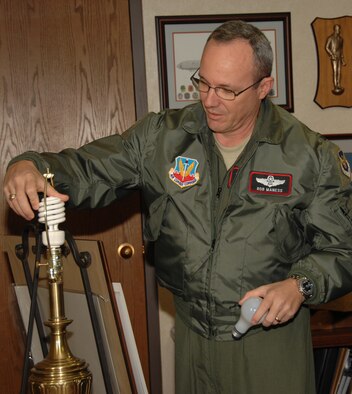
top-left (290, 275), bottom-right (314, 300)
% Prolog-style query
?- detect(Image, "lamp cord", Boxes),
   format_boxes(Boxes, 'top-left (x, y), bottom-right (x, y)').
top-left (17, 224), bottom-right (47, 394)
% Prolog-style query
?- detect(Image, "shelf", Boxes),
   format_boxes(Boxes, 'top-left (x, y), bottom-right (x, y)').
top-left (311, 293), bottom-right (352, 348)
top-left (312, 326), bottom-right (352, 348)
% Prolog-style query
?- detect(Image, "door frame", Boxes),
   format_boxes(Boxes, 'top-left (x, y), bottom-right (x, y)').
top-left (129, 2), bottom-right (163, 393)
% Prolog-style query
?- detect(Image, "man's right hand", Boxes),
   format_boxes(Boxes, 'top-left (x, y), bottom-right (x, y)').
top-left (3, 160), bottom-right (69, 220)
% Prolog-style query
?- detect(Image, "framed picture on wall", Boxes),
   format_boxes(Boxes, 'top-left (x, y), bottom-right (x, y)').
top-left (155, 12), bottom-right (294, 111)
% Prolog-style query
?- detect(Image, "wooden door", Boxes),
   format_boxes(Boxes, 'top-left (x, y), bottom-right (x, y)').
top-left (0, 0), bottom-right (150, 392)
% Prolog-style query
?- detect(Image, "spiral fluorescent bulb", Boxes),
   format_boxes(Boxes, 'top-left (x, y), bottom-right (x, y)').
top-left (38, 196), bottom-right (66, 247)
top-left (232, 297), bottom-right (266, 339)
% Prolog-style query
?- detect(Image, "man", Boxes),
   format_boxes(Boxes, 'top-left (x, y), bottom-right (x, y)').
top-left (325, 24), bottom-right (346, 95)
top-left (4, 20), bottom-right (352, 393)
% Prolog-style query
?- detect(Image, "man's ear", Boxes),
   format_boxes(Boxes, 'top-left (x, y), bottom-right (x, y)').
top-left (258, 76), bottom-right (274, 99)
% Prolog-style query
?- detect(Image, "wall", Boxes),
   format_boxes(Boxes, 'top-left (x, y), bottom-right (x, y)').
top-left (141, 1), bottom-right (352, 393)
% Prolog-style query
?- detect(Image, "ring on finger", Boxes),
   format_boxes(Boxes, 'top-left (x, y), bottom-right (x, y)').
top-left (9, 193), bottom-right (16, 201)
top-left (275, 316), bottom-right (281, 323)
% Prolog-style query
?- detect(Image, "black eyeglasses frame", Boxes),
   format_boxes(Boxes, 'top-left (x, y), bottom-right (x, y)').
top-left (190, 68), bottom-right (267, 101)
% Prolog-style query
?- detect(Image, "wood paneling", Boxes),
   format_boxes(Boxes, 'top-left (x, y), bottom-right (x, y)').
top-left (0, 0), bottom-right (150, 391)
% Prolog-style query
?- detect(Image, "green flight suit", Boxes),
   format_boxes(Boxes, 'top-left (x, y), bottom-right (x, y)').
top-left (10, 98), bottom-right (352, 393)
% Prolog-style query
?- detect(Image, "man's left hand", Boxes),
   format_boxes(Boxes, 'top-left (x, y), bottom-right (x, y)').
top-left (239, 278), bottom-right (305, 327)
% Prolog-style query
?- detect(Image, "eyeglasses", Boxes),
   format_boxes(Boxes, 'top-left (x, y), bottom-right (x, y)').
top-left (190, 68), bottom-right (266, 101)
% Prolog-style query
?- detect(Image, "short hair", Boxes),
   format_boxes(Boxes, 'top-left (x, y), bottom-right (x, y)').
top-left (207, 20), bottom-right (273, 79)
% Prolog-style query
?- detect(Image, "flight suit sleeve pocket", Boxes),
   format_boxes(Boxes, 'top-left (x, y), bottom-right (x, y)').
top-left (144, 194), bottom-right (168, 241)
top-left (332, 200), bottom-right (352, 235)
top-left (273, 205), bottom-right (311, 263)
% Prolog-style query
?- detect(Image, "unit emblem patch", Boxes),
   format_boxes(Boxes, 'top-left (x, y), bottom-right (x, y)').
top-left (249, 172), bottom-right (292, 196)
top-left (338, 150), bottom-right (351, 178)
top-left (169, 156), bottom-right (200, 188)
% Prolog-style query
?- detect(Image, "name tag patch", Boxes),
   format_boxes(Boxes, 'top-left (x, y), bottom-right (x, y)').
top-left (249, 171), bottom-right (292, 196)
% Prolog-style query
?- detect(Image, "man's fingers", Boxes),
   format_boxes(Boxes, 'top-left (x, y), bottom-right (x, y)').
top-left (4, 160), bottom-right (69, 221)
top-left (7, 190), bottom-right (36, 220)
top-left (44, 183), bottom-right (69, 202)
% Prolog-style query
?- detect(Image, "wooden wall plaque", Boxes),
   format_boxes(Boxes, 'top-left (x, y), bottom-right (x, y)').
top-left (312, 16), bottom-right (352, 108)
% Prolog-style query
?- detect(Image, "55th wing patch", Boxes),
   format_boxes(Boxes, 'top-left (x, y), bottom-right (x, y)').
top-left (338, 150), bottom-right (351, 179)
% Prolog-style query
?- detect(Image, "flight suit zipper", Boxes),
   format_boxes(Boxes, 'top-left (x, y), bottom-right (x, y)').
top-left (206, 151), bottom-right (230, 337)
top-left (203, 131), bottom-right (261, 337)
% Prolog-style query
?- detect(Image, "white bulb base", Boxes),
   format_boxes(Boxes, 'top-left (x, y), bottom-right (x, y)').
top-left (42, 230), bottom-right (65, 248)
top-left (232, 297), bottom-right (264, 339)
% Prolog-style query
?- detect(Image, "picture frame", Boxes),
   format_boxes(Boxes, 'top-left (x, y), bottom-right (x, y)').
top-left (155, 13), bottom-right (294, 111)
top-left (326, 133), bottom-right (352, 166)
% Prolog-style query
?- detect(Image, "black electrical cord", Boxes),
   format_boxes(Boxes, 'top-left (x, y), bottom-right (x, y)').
top-left (17, 223), bottom-right (47, 394)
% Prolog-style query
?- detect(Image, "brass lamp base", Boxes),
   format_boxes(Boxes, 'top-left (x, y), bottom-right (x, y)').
top-left (29, 359), bottom-right (92, 394)
top-left (25, 197), bottom-right (93, 394)
top-left (29, 371), bottom-right (91, 394)
top-left (28, 318), bottom-right (92, 394)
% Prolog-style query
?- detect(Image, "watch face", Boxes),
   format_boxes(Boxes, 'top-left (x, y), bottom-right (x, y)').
top-left (301, 278), bottom-right (314, 296)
